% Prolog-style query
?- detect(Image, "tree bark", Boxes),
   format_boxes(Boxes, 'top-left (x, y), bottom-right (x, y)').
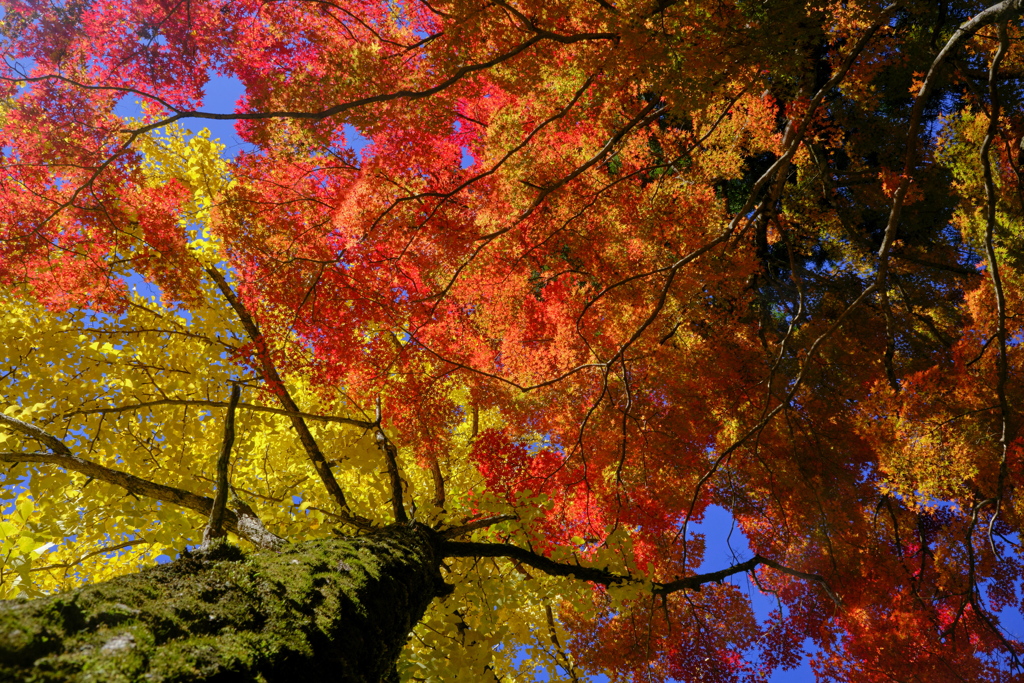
top-left (0, 525), bottom-right (449, 683)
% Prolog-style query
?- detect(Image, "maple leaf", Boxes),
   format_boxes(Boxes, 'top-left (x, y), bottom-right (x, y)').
top-left (3, 1), bottom-right (1024, 681)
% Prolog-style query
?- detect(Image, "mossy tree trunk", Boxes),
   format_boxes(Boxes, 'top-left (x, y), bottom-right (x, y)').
top-left (0, 525), bottom-right (449, 683)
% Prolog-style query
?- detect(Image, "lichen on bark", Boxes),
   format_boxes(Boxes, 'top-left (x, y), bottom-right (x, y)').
top-left (0, 524), bottom-right (448, 682)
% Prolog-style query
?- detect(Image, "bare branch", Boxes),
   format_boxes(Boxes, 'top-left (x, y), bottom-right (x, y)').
top-left (877, 0), bottom-right (1024, 287)
top-left (753, 556), bottom-right (843, 608)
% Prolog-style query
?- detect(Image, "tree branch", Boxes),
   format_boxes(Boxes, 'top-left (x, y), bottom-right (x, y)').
top-left (205, 266), bottom-right (374, 530)
top-left (203, 383), bottom-right (241, 546)
top-left (438, 514), bottom-right (517, 539)
top-left (429, 456), bottom-right (446, 512)
top-left (980, 20), bottom-right (1013, 558)
top-left (0, 413), bottom-right (283, 549)
top-left (545, 603), bottom-right (582, 683)
top-left (877, 0), bottom-right (1024, 288)
top-left (112, 29), bottom-right (616, 141)
top-left (68, 398), bottom-right (374, 429)
top-left (30, 539), bottom-right (149, 574)
top-left (439, 540), bottom-right (838, 601)
top-left (374, 398), bottom-right (408, 524)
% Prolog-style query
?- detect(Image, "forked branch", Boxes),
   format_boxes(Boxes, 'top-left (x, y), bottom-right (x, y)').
top-left (877, 0), bottom-right (1024, 288)
top-left (205, 266), bottom-right (374, 530)
top-left (979, 22), bottom-right (1014, 553)
top-left (440, 539), bottom-right (838, 602)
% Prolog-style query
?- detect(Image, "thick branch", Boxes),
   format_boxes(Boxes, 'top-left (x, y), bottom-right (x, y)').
top-left (0, 411), bottom-right (283, 549)
top-left (429, 456), bottom-right (446, 511)
top-left (205, 266), bottom-right (372, 529)
top-left (439, 540), bottom-right (835, 599)
top-left (376, 432), bottom-right (407, 524)
top-left (204, 383), bottom-right (241, 544)
top-left (441, 539), bottom-right (634, 585)
top-left (375, 398), bottom-right (408, 524)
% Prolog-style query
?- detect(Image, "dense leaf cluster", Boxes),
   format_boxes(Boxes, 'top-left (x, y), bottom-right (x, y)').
top-left (2, 0), bottom-right (1024, 680)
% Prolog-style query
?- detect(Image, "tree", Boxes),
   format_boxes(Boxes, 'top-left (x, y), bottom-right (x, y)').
top-left (1, 0), bottom-right (1024, 679)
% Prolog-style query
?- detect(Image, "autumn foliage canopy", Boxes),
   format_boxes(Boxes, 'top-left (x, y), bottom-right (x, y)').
top-left (3, 0), bottom-right (1024, 680)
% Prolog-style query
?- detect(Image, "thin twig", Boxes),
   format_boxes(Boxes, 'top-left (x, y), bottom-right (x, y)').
top-left (68, 398), bottom-right (374, 429)
top-left (30, 539), bottom-right (150, 573)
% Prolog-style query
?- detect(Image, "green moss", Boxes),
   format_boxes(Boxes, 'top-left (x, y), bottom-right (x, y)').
top-left (0, 525), bottom-right (446, 682)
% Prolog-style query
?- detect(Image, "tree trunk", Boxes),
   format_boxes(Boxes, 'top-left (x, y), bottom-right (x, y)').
top-left (0, 524), bottom-right (449, 683)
